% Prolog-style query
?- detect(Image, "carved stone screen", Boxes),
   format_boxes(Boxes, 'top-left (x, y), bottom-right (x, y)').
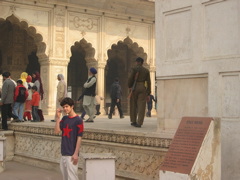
top-left (160, 117), bottom-right (212, 174)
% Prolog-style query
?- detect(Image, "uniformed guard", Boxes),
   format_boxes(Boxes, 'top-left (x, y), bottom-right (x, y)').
top-left (128, 57), bottom-right (151, 127)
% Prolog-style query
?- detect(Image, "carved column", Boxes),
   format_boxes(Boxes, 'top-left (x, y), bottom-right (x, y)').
top-left (96, 62), bottom-right (106, 114)
top-left (38, 54), bottom-right (49, 115)
top-left (39, 6), bottom-right (69, 115)
top-left (53, 7), bottom-right (67, 60)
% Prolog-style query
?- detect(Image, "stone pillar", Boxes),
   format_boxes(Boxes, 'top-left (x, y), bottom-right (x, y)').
top-left (38, 5), bottom-right (69, 116)
top-left (0, 134), bottom-right (6, 173)
top-left (38, 54), bottom-right (69, 116)
top-left (96, 62), bottom-right (106, 114)
top-left (39, 60), bottom-right (50, 115)
top-left (0, 76), bottom-right (2, 88)
top-left (150, 66), bottom-right (156, 115)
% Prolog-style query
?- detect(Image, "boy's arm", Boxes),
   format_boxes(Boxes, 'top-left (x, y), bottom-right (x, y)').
top-left (54, 109), bottom-right (62, 134)
top-left (71, 136), bottom-right (82, 165)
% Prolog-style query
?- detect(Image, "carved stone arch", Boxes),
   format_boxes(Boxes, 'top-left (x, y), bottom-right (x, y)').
top-left (108, 36), bottom-right (149, 68)
top-left (0, 14), bottom-right (47, 60)
top-left (0, 14), bottom-right (47, 79)
top-left (105, 36), bottom-right (149, 114)
top-left (71, 38), bottom-right (96, 67)
top-left (68, 38), bottom-right (97, 111)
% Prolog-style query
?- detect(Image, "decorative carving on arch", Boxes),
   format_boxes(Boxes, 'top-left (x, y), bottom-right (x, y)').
top-left (108, 36), bottom-right (148, 67)
top-left (0, 14), bottom-right (47, 60)
top-left (71, 38), bottom-right (96, 65)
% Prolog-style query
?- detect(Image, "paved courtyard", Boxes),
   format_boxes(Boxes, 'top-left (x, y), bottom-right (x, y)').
top-left (0, 161), bottom-right (62, 180)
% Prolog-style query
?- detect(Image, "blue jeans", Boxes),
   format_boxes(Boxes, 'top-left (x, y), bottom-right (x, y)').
top-left (32, 106), bottom-right (40, 121)
top-left (13, 102), bottom-right (24, 120)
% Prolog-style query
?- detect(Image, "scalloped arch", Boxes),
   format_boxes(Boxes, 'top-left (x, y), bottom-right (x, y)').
top-left (71, 38), bottom-right (96, 63)
top-left (0, 14), bottom-right (47, 59)
top-left (108, 36), bottom-right (147, 62)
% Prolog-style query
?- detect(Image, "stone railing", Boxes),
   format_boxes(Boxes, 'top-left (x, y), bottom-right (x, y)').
top-left (8, 123), bottom-right (172, 180)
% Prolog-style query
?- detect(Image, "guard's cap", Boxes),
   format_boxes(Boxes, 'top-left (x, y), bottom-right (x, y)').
top-left (136, 57), bottom-right (144, 63)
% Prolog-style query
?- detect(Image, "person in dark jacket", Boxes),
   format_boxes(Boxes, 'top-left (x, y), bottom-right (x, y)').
top-left (146, 94), bottom-right (156, 117)
top-left (83, 67), bottom-right (97, 123)
top-left (0, 72), bottom-right (17, 130)
top-left (108, 78), bottom-right (124, 119)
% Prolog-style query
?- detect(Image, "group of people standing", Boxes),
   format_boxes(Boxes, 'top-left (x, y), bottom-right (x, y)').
top-left (72, 57), bottom-right (152, 128)
top-left (0, 71), bottom-right (44, 130)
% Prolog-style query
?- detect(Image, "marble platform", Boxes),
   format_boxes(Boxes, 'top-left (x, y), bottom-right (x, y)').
top-left (2, 115), bottom-right (173, 180)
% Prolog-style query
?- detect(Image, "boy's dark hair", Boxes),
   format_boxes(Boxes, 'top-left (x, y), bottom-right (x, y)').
top-left (17, 79), bottom-right (23, 84)
top-left (2, 72), bottom-right (11, 78)
top-left (31, 85), bottom-right (38, 91)
top-left (60, 97), bottom-right (74, 107)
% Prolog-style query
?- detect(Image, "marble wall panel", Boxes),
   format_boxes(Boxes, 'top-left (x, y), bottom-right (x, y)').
top-left (163, 8), bottom-right (192, 63)
top-left (0, 5), bottom-right (10, 18)
top-left (14, 7), bottom-right (49, 45)
top-left (105, 18), bottom-right (150, 55)
top-left (220, 72), bottom-right (240, 120)
top-left (69, 12), bottom-right (99, 32)
top-left (158, 77), bottom-right (208, 130)
top-left (221, 120), bottom-right (240, 180)
top-left (203, 0), bottom-right (240, 59)
top-left (67, 12), bottom-right (99, 59)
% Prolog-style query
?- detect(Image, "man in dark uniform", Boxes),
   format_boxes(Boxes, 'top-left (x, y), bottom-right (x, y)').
top-left (128, 57), bottom-right (151, 128)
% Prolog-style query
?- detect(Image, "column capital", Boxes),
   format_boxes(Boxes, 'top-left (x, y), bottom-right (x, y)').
top-left (149, 66), bottom-right (156, 72)
top-left (39, 57), bottom-right (70, 66)
top-left (97, 62), bottom-right (106, 69)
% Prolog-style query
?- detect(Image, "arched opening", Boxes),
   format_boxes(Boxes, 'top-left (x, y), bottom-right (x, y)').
top-left (68, 39), bottom-right (96, 112)
top-left (105, 37), bottom-right (148, 114)
top-left (0, 15), bottom-right (46, 80)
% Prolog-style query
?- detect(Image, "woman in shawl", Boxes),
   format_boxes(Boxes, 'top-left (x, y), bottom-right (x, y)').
top-left (51, 74), bottom-right (67, 122)
top-left (56, 74), bottom-right (67, 106)
top-left (20, 72), bottom-right (28, 89)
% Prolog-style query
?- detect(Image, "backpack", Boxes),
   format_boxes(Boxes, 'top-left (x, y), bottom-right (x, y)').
top-left (28, 83), bottom-right (32, 90)
top-left (16, 86), bottom-right (27, 102)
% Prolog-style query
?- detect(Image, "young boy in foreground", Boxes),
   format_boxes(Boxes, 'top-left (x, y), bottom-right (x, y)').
top-left (54, 97), bottom-right (84, 180)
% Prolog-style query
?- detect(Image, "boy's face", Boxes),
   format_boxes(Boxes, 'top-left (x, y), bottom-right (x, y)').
top-left (32, 89), bottom-right (35, 93)
top-left (62, 104), bottom-right (74, 114)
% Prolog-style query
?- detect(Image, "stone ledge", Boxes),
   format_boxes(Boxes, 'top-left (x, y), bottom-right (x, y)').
top-left (9, 124), bottom-right (172, 148)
